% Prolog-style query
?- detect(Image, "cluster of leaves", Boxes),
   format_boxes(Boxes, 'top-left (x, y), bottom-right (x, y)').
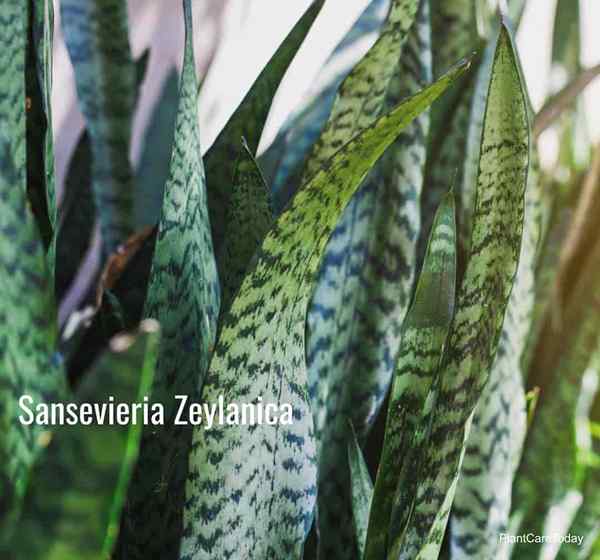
top-left (0, 0), bottom-right (599, 559)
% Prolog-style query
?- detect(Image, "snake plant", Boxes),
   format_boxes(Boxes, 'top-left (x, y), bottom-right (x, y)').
top-left (1, 0), bottom-right (599, 559)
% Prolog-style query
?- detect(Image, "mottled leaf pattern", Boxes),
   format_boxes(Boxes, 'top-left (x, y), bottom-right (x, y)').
top-left (421, 0), bottom-right (479, 265)
top-left (388, 25), bottom-right (529, 559)
top-left (451, 158), bottom-right (542, 559)
top-left (4, 324), bottom-right (158, 560)
top-left (266, 0), bottom-right (389, 209)
top-left (348, 422), bottom-right (374, 560)
top-left (0, 6), bottom-right (66, 541)
top-left (205, 0), bottom-right (324, 253)
top-left (60, 0), bottom-right (136, 253)
top-left (306, 2), bottom-right (431, 556)
top-left (181, 60), bottom-right (469, 560)
top-left (217, 139), bottom-right (272, 314)
top-left (117, 3), bottom-right (219, 557)
top-left (367, 191), bottom-right (456, 560)
top-left (300, 0), bottom-right (420, 182)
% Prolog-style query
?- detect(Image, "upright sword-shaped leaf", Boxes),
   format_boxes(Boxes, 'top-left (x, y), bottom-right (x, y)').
top-left (366, 191), bottom-right (456, 559)
top-left (305, 1), bottom-right (430, 556)
top-left (205, 0), bottom-right (325, 255)
top-left (60, 0), bottom-right (136, 254)
top-left (181, 59), bottom-right (470, 560)
top-left (0, 4), bottom-right (66, 541)
top-left (388, 24), bottom-right (529, 559)
top-left (117, 3), bottom-right (219, 557)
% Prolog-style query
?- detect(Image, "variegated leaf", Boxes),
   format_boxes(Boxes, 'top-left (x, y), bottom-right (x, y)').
top-left (60, 0), bottom-right (136, 254)
top-left (388, 24), bottom-right (530, 559)
top-left (205, 0), bottom-right (324, 255)
top-left (0, 6), bottom-right (66, 541)
top-left (181, 58), bottom-right (470, 560)
top-left (265, 0), bottom-right (389, 209)
top-left (367, 191), bottom-right (456, 560)
top-left (348, 422), bottom-right (374, 560)
top-left (217, 139), bottom-right (272, 314)
top-left (306, 1), bottom-right (431, 556)
top-left (117, 3), bottom-right (219, 557)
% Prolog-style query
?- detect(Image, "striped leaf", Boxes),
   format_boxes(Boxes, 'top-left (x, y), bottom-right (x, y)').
top-left (117, 3), bottom-right (219, 557)
top-left (0, 6), bottom-right (66, 541)
top-left (450, 29), bottom-right (541, 558)
top-left (205, 0), bottom-right (324, 255)
top-left (451, 158), bottom-right (542, 559)
top-left (180, 58), bottom-right (470, 560)
top-left (265, 0), bottom-right (389, 209)
top-left (3, 324), bottom-right (158, 560)
top-left (421, 0), bottom-right (479, 266)
top-left (348, 422), bottom-right (374, 560)
top-left (60, 0), bottom-right (136, 254)
top-left (367, 191), bottom-right (456, 560)
top-left (306, 2), bottom-right (432, 556)
top-left (217, 139), bottom-right (272, 314)
top-left (300, 0), bottom-right (420, 182)
top-left (389, 24), bottom-right (530, 560)
top-left (55, 52), bottom-right (150, 302)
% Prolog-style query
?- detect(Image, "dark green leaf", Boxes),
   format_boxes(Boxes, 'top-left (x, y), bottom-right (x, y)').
top-left (117, 3), bottom-right (219, 557)
top-left (4, 323), bottom-right (159, 560)
top-left (205, 0), bottom-right (325, 254)
top-left (60, 0), bottom-right (137, 253)
top-left (348, 422), bottom-right (373, 560)
top-left (366, 191), bottom-right (456, 559)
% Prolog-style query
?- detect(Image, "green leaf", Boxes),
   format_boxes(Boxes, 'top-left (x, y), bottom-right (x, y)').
top-left (134, 69), bottom-right (179, 229)
top-left (388, 23), bottom-right (530, 559)
top-left (55, 52), bottom-right (150, 302)
top-left (552, 0), bottom-right (580, 73)
top-left (217, 138), bottom-right (272, 314)
top-left (0, 6), bottom-right (66, 541)
top-left (181, 58), bottom-right (470, 559)
top-left (60, 0), bottom-right (136, 254)
top-left (422, 0), bottom-right (480, 268)
top-left (4, 323), bottom-right (159, 560)
top-left (305, 2), bottom-right (431, 556)
top-left (300, 0), bottom-right (420, 183)
top-left (117, 3), bottom-right (219, 557)
top-left (26, 0), bottom-right (55, 251)
top-left (348, 422), bottom-right (374, 560)
top-left (264, 0), bottom-right (388, 209)
top-left (366, 191), bottom-right (456, 559)
top-left (451, 155), bottom-right (543, 559)
top-left (205, 0), bottom-right (324, 255)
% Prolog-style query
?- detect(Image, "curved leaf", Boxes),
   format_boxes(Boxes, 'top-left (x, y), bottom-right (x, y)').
top-left (389, 24), bottom-right (530, 559)
top-left (306, 2), bottom-right (432, 556)
top-left (217, 139), bottom-right (272, 314)
top-left (181, 58), bottom-right (470, 560)
top-left (265, 0), bottom-right (389, 208)
top-left (300, 0), bottom-right (420, 182)
top-left (367, 191), bottom-right (456, 559)
top-left (205, 0), bottom-right (325, 254)
top-left (60, 0), bottom-right (136, 253)
top-left (0, 8), bottom-right (66, 541)
top-left (348, 422), bottom-right (374, 560)
top-left (4, 323), bottom-right (158, 560)
top-left (117, 3), bottom-right (219, 557)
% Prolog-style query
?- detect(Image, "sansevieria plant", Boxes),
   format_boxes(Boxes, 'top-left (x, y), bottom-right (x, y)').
top-left (1, 0), bottom-right (599, 559)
